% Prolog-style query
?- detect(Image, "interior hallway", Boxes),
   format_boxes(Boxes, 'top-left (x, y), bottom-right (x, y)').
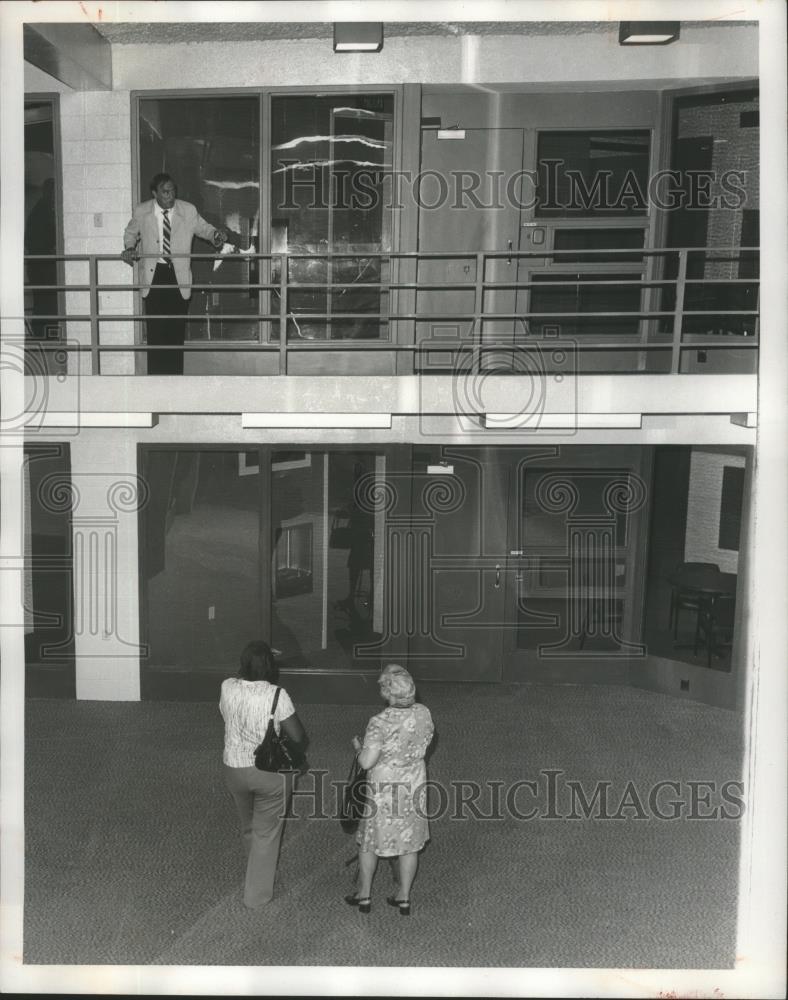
top-left (23, 682), bottom-right (743, 968)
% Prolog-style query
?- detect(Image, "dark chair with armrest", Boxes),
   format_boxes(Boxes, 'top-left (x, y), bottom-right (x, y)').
top-left (694, 593), bottom-right (736, 668)
top-left (668, 561), bottom-right (720, 638)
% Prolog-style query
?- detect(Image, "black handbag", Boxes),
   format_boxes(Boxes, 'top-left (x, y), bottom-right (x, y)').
top-left (329, 511), bottom-right (353, 549)
top-left (339, 753), bottom-right (370, 834)
top-left (253, 687), bottom-right (307, 774)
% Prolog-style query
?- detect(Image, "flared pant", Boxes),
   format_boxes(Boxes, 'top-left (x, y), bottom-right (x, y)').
top-left (224, 764), bottom-right (294, 908)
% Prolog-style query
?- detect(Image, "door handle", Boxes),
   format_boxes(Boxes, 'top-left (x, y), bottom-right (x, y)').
top-left (495, 563), bottom-right (501, 589)
top-left (507, 240), bottom-right (513, 265)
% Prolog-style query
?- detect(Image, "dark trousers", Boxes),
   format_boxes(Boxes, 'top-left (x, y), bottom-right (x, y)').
top-left (144, 262), bottom-right (189, 375)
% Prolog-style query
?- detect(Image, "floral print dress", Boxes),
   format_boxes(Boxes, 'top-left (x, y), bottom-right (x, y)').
top-left (356, 703), bottom-right (434, 858)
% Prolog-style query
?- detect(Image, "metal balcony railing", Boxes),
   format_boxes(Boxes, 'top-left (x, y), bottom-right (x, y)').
top-left (22, 246), bottom-right (759, 375)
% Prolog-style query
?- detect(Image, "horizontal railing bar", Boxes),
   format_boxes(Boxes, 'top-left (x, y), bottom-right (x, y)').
top-left (25, 337), bottom-right (758, 354)
top-left (23, 307), bottom-right (760, 324)
top-left (25, 247), bottom-right (760, 262)
top-left (681, 335), bottom-right (760, 345)
top-left (27, 277), bottom-right (760, 295)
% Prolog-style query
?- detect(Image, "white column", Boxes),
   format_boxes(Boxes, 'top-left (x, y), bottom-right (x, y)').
top-left (69, 433), bottom-right (142, 699)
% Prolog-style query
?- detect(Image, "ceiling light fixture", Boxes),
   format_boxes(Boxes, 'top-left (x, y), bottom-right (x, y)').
top-left (333, 22), bottom-right (384, 53)
top-left (618, 21), bottom-right (680, 45)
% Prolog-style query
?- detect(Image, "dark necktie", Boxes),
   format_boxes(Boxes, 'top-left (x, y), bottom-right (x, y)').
top-left (162, 209), bottom-right (171, 260)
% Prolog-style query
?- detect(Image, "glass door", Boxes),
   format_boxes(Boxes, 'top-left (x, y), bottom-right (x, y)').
top-left (270, 450), bottom-right (387, 670)
top-left (140, 447), bottom-right (391, 696)
top-left (501, 447), bottom-right (650, 682)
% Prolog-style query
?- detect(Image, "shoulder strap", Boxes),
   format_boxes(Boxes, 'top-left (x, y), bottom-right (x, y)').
top-left (268, 686), bottom-right (281, 720)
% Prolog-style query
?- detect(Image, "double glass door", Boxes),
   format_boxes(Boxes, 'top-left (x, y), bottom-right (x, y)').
top-left (141, 447), bottom-right (391, 686)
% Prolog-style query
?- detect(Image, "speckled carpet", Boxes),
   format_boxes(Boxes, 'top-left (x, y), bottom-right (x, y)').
top-left (23, 683), bottom-right (743, 968)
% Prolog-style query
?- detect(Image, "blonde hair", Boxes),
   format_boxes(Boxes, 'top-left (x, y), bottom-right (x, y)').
top-left (379, 663), bottom-right (416, 708)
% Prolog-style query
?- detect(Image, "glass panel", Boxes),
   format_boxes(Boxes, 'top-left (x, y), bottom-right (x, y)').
top-left (641, 446), bottom-right (742, 672)
top-left (138, 97), bottom-right (261, 342)
top-left (536, 130), bottom-right (650, 218)
top-left (521, 468), bottom-right (635, 549)
top-left (143, 451), bottom-right (261, 671)
top-left (529, 272), bottom-right (642, 337)
top-left (515, 597), bottom-right (626, 651)
top-left (516, 465), bottom-right (635, 655)
top-left (24, 444), bottom-right (73, 666)
top-left (271, 451), bottom-right (385, 668)
top-left (552, 227), bottom-right (645, 263)
top-left (270, 94), bottom-right (394, 341)
top-left (24, 100), bottom-right (65, 374)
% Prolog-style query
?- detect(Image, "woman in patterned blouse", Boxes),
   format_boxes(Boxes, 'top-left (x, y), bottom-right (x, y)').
top-left (345, 664), bottom-right (434, 916)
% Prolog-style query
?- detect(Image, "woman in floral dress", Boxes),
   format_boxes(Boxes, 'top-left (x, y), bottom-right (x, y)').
top-left (345, 664), bottom-right (434, 915)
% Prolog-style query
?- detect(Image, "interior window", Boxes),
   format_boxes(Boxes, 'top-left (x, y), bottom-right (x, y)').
top-left (536, 130), bottom-right (651, 218)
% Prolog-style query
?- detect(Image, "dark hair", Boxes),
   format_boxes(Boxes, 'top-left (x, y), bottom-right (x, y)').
top-left (238, 640), bottom-right (278, 683)
top-left (149, 172), bottom-right (174, 195)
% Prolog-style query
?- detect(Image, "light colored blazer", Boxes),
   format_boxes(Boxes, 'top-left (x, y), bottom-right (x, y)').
top-left (123, 199), bottom-right (219, 299)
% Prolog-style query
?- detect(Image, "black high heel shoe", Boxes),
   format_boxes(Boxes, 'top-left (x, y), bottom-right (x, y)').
top-left (386, 895), bottom-right (411, 916)
top-left (344, 894), bottom-right (371, 914)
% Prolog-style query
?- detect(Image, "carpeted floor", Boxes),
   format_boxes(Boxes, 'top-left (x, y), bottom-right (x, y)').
top-left (23, 683), bottom-right (744, 968)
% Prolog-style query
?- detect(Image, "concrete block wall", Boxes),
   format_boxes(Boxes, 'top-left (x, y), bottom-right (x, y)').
top-left (59, 89), bottom-right (135, 374)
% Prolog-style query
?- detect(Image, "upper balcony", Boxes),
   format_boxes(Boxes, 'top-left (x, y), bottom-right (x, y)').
top-left (20, 243), bottom-right (759, 434)
top-left (16, 18), bottom-right (761, 427)
top-left (24, 244), bottom-right (759, 378)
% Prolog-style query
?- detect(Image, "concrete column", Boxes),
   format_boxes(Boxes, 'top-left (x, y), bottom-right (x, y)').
top-left (69, 432), bottom-right (142, 699)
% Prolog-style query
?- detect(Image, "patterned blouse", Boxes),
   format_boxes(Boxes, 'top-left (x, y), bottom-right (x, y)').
top-left (219, 678), bottom-right (295, 768)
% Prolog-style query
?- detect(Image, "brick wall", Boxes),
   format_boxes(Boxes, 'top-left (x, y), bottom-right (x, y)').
top-left (677, 97), bottom-right (759, 281)
top-left (684, 449), bottom-right (746, 573)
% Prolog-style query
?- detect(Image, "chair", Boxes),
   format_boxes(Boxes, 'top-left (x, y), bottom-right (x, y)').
top-left (694, 593), bottom-right (736, 668)
top-left (668, 561), bottom-right (720, 639)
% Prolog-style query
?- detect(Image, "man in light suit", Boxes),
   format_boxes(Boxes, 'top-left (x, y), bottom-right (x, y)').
top-left (122, 173), bottom-right (226, 374)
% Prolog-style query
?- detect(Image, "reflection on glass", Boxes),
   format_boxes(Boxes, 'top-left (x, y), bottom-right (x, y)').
top-left (271, 94), bottom-right (394, 340)
top-left (144, 451), bottom-right (261, 670)
top-left (271, 451), bottom-right (384, 669)
top-left (138, 97), bottom-right (261, 342)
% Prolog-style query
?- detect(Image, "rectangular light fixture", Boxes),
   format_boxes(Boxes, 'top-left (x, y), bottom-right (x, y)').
top-left (484, 413), bottom-right (643, 430)
top-left (242, 412), bottom-right (392, 429)
top-left (437, 128), bottom-right (466, 140)
top-left (619, 21), bottom-right (680, 45)
top-left (39, 412), bottom-right (157, 427)
top-left (730, 412), bottom-right (757, 428)
top-left (333, 23), bottom-right (383, 52)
